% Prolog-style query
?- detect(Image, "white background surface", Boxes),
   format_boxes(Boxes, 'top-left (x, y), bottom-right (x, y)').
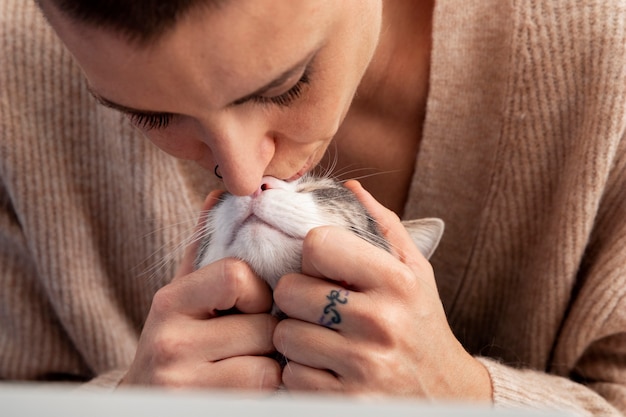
top-left (1, 383), bottom-right (571, 417)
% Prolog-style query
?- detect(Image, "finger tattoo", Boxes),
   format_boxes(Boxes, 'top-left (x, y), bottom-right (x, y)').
top-left (319, 289), bottom-right (349, 327)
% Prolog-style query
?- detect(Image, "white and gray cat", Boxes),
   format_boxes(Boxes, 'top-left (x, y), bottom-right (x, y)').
top-left (194, 175), bottom-right (444, 291)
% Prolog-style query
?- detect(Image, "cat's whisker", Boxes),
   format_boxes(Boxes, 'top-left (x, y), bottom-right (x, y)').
top-left (139, 237), bottom-right (193, 286)
top-left (282, 342), bottom-right (292, 375)
top-left (193, 174), bottom-right (444, 327)
top-left (140, 214), bottom-right (201, 234)
top-left (330, 166), bottom-right (375, 180)
top-left (135, 213), bottom-right (211, 287)
top-left (320, 165), bottom-right (366, 181)
top-left (340, 169), bottom-right (403, 183)
top-left (314, 142), bottom-right (340, 179)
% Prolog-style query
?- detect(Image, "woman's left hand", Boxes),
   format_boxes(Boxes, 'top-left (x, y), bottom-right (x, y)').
top-left (273, 180), bottom-right (492, 401)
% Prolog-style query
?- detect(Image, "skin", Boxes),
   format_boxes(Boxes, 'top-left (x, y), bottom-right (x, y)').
top-left (39, 0), bottom-right (492, 400)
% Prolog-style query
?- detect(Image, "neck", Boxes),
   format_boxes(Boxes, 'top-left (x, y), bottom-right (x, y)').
top-left (327, 0), bottom-right (434, 215)
top-left (363, 0), bottom-right (434, 119)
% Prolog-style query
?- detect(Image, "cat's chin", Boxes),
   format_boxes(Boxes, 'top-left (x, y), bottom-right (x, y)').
top-left (236, 217), bottom-right (300, 245)
top-left (232, 226), bottom-right (303, 289)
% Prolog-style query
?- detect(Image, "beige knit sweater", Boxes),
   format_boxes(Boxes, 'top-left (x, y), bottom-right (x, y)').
top-left (1, 0), bottom-right (625, 415)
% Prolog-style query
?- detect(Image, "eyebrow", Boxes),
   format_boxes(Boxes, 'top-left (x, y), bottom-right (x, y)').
top-left (87, 51), bottom-right (317, 115)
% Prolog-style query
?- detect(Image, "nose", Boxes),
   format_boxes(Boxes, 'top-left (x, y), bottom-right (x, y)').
top-left (251, 176), bottom-right (288, 197)
top-left (206, 120), bottom-right (276, 196)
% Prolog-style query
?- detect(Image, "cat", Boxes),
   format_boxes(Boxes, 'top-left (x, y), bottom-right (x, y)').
top-left (194, 175), bottom-right (444, 292)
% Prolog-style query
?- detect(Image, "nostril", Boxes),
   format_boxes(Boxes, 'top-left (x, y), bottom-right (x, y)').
top-left (258, 176), bottom-right (286, 193)
top-left (252, 182), bottom-right (270, 198)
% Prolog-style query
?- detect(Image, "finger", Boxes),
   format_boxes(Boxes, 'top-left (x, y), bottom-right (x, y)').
top-left (153, 258), bottom-right (272, 319)
top-left (344, 180), bottom-right (436, 289)
top-left (301, 225), bottom-right (411, 293)
top-left (175, 190), bottom-right (225, 278)
top-left (344, 180), bottom-right (421, 259)
top-left (273, 319), bottom-right (350, 377)
top-left (210, 356), bottom-right (282, 390)
top-left (282, 361), bottom-right (342, 393)
top-left (151, 314), bottom-right (278, 362)
top-left (155, 355), bottom-right (281, 390)
top-left (274, 274), bottom-right (359, 331)
top-left (204, 314), bottom-right (278, 360)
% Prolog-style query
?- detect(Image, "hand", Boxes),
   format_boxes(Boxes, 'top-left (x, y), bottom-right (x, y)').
top-left (121, 191), bottom-right (281, 390)
top-left (272, 181), bottom-right (492, 401)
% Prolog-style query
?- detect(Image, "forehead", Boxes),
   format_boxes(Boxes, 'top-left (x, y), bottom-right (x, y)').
top-left (44, 0), bottom-right (341, 111)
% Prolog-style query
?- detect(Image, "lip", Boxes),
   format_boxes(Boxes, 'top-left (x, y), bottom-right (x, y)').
top-left (285, 154), bottom-right (316, 182)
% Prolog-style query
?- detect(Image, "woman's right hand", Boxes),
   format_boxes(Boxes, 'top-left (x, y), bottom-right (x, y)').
top-left (121, 191), bottom-right (281, 390)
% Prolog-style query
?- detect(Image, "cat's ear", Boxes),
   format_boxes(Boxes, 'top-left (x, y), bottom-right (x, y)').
top-left (401, 218), bottom-right (445, 260)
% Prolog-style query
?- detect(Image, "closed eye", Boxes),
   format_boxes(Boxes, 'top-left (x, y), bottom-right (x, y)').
top-left (88, 50), bottom-right (317, 131)
top-left (127, 112), bottom-right (175, 130)
top-left (235, 69), bottom-right (310, 108)
top-left (106, 68), bottom-right (310, 131)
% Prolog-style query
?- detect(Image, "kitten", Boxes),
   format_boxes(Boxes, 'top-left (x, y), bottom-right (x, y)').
top-left (194, 175), bottom-right (444, 291)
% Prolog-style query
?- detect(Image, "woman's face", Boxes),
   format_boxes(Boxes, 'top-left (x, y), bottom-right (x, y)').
top-left (41, 0), bottom-right (382, 195)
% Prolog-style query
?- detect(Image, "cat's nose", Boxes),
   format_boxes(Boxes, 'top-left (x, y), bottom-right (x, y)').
top-left (252, 176), bottom-right (287, 197)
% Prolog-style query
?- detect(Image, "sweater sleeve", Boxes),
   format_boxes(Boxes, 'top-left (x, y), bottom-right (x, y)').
top-left (478, 358), bottom-right (623, 416)
top-left (482, 131), bottom-right (626, 416)
top-left (77, 369), bottom-right (128, 392)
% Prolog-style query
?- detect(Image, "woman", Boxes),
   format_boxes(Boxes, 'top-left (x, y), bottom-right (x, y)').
top-left (1, 0), bottom-right (625, 414)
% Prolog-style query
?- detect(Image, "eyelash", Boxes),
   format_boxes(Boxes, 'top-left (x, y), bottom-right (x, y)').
top-left (128, 112), bottom-right (174, 131)
top-left (249, 70), bottom-right (310, 107)
top-left (128, 69), bottom-right (311, 131)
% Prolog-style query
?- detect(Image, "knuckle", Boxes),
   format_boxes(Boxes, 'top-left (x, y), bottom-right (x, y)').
top-left (220, 258), bottom-right (251, 293)
top-left (352, 306), bottom-right (396, 346)
top-left (151, 328), bottom-right (186, 365)
top-left (397, 264), bottom-right (417, 285)
top-left (150, 285), bottom-right (178, 316)
top-left (377, 209), bottom-right (401, 236)
top-left (387, 264), bottom-right (419, 294)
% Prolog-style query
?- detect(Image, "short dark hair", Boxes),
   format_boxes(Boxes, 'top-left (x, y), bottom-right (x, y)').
top-left (37, 0), bottom-right (221, 44)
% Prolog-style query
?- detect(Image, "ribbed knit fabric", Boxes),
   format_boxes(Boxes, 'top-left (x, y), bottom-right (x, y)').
top-left (0, 0), bottom-right (216, 383)
top-left (1, 0), bottom-right (626, 415)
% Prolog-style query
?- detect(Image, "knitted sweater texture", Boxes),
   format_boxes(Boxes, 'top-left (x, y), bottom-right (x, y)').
top-left (1, 1), bottom-right (625, 415)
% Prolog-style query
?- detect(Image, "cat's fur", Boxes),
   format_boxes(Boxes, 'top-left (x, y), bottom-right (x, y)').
top-left (195, 175), bottom-right (444, 290)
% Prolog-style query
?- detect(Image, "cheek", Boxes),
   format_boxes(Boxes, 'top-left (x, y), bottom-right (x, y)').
top-left (278, 93), bottom-right (350, 143)
top-left (142, 126), bottom-right (212, 162)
